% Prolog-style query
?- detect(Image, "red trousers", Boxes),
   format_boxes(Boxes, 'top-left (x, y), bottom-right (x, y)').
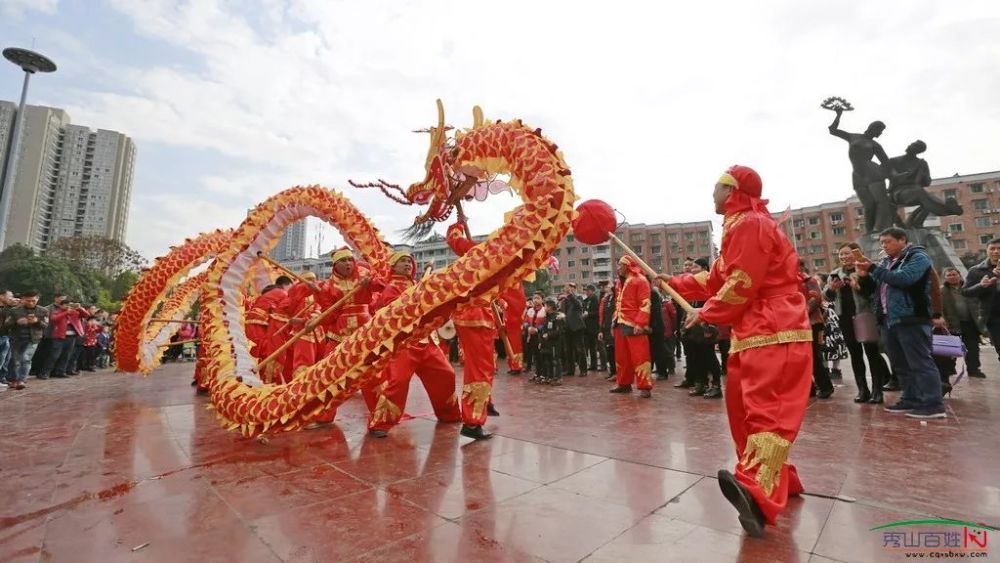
top-left (614, 328), bottom-right (652, 390)
top-left (504, 319), bottom-right (523, 371)
top-left (246, 324), bottom-right (268, 359)
top-left (725, 342), bottom-right (811, 524)
top-left (368, 343), bottom-right (461, 431)
top-left (455, 325), bottom-right (495, 426)
top-left (281, 335), bottom-right (317, 384)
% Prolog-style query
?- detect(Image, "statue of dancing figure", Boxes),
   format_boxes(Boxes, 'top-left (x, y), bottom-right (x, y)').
top-left (887, 141), bottom-right (963, 229)
top-left (828, 108), bottom-right (896, 233)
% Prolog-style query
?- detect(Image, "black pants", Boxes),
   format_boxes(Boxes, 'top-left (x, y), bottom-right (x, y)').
top-left (29, 338), bottom-right (51, 375)
top-left (603, 331), bottom-right (616, 375)
top-left (584, 328), bottom-right (600, 369)
top-left (65, 335), bottom-right (83, 374)
top-left (718, 339), bottom-right (731, 374)
top-left (81, 346), bottom-right (99, 370)
top-left (840, 318), bottom-right (890, 394)
top-left (686, 340), bottom-right (721, 387)
top-left (812, 324), bottom-right (834, 393)
top-left (650, 335), bottom-right (673, 376)
top-left (958, 321), bottom-right (981, 373)
top-left (537, 346), bottom-right (560, 379)
top-left (563, 329), bottom-right (587, 375)
top-left (524, 335), bottom-right (540, 370)
top-left (43, 338), bottom-right (72, 376)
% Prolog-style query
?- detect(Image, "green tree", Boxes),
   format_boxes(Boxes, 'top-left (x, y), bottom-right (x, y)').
top-left (46, 236), bottom-right (147, 275)
top-left (523, 268), bottom-right (552, 297)
top-left (0, 251), bottom-right (84, 302)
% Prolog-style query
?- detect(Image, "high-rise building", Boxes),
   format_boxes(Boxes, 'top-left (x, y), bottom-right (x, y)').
top-left (272, 219), bottom-right (307, 262)
top-left (0, 102), bottom-right (136, 251)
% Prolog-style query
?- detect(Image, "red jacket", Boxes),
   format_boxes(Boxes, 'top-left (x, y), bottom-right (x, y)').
top-left (49, 306), bottom-right (90, 339)
top-left (446, 222), bottom-right (495, 329)
top-left (661, 300), bottom-right (678, 336)
top-left (613, 273), bottom-right (652, 331)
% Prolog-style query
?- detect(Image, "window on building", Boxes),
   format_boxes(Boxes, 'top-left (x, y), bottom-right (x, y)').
top-left (809, 231), bottom-right (821, 239)
top-left (634, 246), bottom-right (643, 254)
top-left (670, 258), bottom-right (680, 266)
top-left (685, 232), bottom-right (694, 240)
top-left (971, 183), bottom-right (985, 193)
top-left (582, 271), bottom-right (590, 279)
top-left (811, 245), bottom-right (824, 254)
top-left (856, 207), bottom-right (864, 217)
top-left (566, 247), bottom-right (575, 255)
top-left (581, 258), bottom-right (590, 266)
top-left (944, 189), bottom-right (957, 199)
top-left (567, 260), bottom-right (575, 267)
top-left (813, 259), bottom-right (826, 268)
top-left (569, 273), bottom-right (577, 280)
top-left (949, 223), bottom-right (964, 233)
top-left (952, 239), bottom-right (967, 250)
top-left (567, 234), bottom-right (575, 242)
top-left (650, 245), bottom-right (661, 255)
top-left (980, 234), bottom-right (994, 245)
top-left (793, 219), bottom-right (805, 228)
top-left (794, 233), bottom-right (802, 241)
top-left (650, 234), bottom-right (661, 244)
top-left (974, 199), bottom-right (989, 211)
top-left (581, 246), bottom-right (588, 253)
top-left (668, 233), bottom-right (678, 241)
top-left (699, 232), bottom-right (709, 239)
top-left (833, 227), bottom-right (846, 236)
top-left (808, 217), bottom-right (819, 225)
top-left (975, 217), bottom-right (992, 228)
top-left (830, 212), bottom-right (843, 222)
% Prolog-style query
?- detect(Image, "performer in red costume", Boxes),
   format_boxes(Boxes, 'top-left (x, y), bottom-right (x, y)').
top-left (446, 220), bottom-right (497, 440)
top-left (497, 286), bottom-right (526, 375)
top-left (660, 165), bottom-right (812, 537)
top-left (276, 271), bottom-right (320, 384)
top-left (609, 256), bottom-right (654, 397)
top-left (246, 276), bottom-right (293, 384)
top-left (366, 250), bottom-right (462, 437)
top-left (308, 247), bottom-right (383, 428)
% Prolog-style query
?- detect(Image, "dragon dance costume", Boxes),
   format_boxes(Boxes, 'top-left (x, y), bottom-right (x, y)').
top-left (613, 256), bottom-right (653, 392)
top-left (367, 251), bottom-right (462, 433)
top-left (669, 165), bottom-right (812, 534)
top-left (446, 222), bottom-right (497, 429)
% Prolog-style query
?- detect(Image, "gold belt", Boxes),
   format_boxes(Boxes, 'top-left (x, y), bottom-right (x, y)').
top-left (730, 329), bottom-right (812, 354)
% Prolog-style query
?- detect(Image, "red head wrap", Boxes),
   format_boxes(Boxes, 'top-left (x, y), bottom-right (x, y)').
top-left (718, 165), bottom-right (769, 214)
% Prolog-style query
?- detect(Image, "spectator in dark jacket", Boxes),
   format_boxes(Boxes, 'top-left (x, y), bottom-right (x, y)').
top-left (582, 284), bottom-right (603, 371)
top-left (648, 284), bottom-right (670, 380)
top-left (4, 291), bottom-right (49, 389)
top-left (43, 296), bottom-right (90, 379)
top-left (598, 283), bottom-right (616, 379)
top-left (857, 228), bottom-right (945, 419)
top-left (656, 291), bottom-right (678, 379)
top-left (960, 237), bottom-right (1000, 378)
top-left (560, 282), bottom-right (587, 376)
top-left (941, 267), bottom-right (983, 378)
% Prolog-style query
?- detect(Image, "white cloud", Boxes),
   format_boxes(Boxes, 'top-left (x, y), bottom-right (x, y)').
top-left (52, 0), bottom-right (1000, 258)
top-left (1, 0), bottom-right (57, 19)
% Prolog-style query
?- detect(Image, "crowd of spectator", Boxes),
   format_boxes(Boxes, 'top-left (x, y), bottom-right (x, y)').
top-left (0, 289), bottom-right (115, 391)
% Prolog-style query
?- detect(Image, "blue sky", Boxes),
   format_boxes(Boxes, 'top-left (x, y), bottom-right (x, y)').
top-left (2, 0), bottom-right (999, 260)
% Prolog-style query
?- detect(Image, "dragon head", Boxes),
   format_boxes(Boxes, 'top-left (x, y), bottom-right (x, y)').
top-left (351, 101), bottom-right (485, 240)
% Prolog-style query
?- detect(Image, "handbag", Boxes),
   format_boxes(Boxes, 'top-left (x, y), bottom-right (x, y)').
top-left (931, 334), bottom-right (966, 358)
top-left (852, 311), bottom-right (880, 343)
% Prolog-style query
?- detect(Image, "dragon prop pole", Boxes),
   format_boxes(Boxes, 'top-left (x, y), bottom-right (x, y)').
top-left (254, 251), bottom-right (318, 287)
top-left (255, 283), bottom-right (365, 371)
top-left (607, 233), bottom-right (696, 314)
top-left (147, 318), bottom-right (199, 324)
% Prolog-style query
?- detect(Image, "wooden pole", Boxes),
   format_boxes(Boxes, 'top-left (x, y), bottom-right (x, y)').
top-left (273, 301), bottom-right (315, 338)
top-left (148, 318), bottom-right (198, 324)
top-left (607, 233), bottom-right (696, 314)
top-left (255, 284), bottom-right (364, 372)
top-left (158, 338), bottom-right (199, 348)
top-left (255, 251), bottom-right (316, 287)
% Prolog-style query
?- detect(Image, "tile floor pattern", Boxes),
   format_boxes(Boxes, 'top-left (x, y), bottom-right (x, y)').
top-left (1, 350), bottom-right (998, 562)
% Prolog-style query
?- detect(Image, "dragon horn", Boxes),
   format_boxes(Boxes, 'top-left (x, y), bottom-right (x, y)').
top-left (473, 105), bottom-right (484, 129)
top-left (424, 99), bottom-right (447, 169)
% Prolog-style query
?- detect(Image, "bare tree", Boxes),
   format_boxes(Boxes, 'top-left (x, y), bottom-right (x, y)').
top-left (47, 236), bottom-right (148, 275)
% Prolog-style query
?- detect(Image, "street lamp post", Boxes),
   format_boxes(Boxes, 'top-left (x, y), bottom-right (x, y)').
top-left (0, 47), bottom-right (57, 250)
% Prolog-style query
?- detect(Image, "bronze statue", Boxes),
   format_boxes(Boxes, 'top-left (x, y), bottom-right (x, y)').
top-left (887, 140), bottom-right (963, 228)
top-left (825, 99), bottom-right (896, 233)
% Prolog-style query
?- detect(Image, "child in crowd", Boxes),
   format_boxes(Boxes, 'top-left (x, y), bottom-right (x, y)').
top-left (532, 298), bottom-right (565, 386)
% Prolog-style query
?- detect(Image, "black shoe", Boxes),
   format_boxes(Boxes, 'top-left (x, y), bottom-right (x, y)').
top-left (941, 382), bottom-right (953, 397)
top-left (547, 378), bottom-right (563, 386)
top-left (577, 371), bottom-right (587, 377)
top-left (588, 365), bottom-right (598, 371)
top-left (486, 403), bottom-right (500, 417)
top-left (674, 380), bottom-right (694, 389)
top-left (817, 388), bottom-right (834, 400)
top-left (51, 373), bottom-right (68, 379)
top-left (968, 371), bottom-right (986, 379)
top-left (882, 382), bottom-right (901, 391)
top-left (689, 384), bottom-right (706, 397)
top-left (67, 371), bottom-right (79, 376)
top-left (830, 369), bottom-right (843, 379)
top-left (717, 469), bottom-right (765, 538)
top-left (639, 389), bottom-right (652, 398)
top-left (868, 391), bottom-right (884, 404)
top-left (704, 386), bottom-right (723, 399)
top-left (36, 375), bottom-right (50, 380)
top-left (854, 391), bottom-right (871, 403)
top-left (604, 374), bottom-right (616, 381)
top-left (369, 429), bottom-right (389, 438)
top-left (609, 384), bottom-right (633, 394)
top-left (460, 425), bottom-right (493, 440)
